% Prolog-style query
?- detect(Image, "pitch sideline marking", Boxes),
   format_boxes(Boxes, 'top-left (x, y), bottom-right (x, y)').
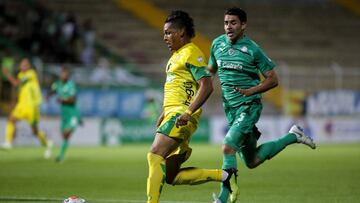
top-left (0, 196), bottom-right (209, 203)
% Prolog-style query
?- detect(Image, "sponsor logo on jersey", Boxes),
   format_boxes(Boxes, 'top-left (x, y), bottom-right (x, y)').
top-left (220, 61), bottom-right (243, 70)
top-left (183, 81), bottom-right (194, 106)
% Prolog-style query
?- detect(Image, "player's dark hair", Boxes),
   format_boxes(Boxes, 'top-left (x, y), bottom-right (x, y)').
top-left (61, 66), bottom-right (71, 74)
top-left (165, 10), bottom-right (195, 38)
top-left (225, 7), bottom-right (247, 23)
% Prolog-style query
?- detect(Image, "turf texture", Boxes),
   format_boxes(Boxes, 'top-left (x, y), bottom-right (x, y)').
top-left (0, 143), bottom-right (359, 203)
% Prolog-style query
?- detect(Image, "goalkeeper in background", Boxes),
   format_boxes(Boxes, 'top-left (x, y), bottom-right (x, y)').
top-left (1, 58), bottom-right (52, 159)
top-left (47, 67), bottom-right (81, 162)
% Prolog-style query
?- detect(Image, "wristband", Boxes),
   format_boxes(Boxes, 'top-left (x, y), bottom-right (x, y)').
top-left (185, 109), bottom-right (193, 115)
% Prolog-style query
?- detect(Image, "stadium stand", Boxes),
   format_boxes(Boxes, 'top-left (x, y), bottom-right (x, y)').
top-left (2, 0), bottom-right (359, 114)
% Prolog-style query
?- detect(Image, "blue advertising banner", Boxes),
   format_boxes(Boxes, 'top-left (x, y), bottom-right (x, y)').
top-left (307, 90), bottom-right (360, 116)
top-left (42, 89), bottom-right (145, 118)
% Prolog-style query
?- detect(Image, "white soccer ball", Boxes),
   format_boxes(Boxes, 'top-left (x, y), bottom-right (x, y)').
top-left (63, 196), bottom-right (87, 203)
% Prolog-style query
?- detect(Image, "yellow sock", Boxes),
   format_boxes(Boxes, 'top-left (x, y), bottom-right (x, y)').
top-left (147, 152), bottom-right (165, 203)
top-left (5, 122), bottom-right (15, 144)
top-left (172, 167), bottom-right (222, 185)
top-left (37, 131), bottom-right (48, 147)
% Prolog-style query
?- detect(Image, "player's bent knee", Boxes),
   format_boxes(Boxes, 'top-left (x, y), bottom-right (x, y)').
top-left (245, 162), bottom-right (257, 169)
top-left (245, 157), bottom-right (261, 169)
top-left (222, 144), bottom-right (236, 154)
top-left (165, 173), bottom-right (176, 185)
top-left (149, 145), bottom-right (161, 155)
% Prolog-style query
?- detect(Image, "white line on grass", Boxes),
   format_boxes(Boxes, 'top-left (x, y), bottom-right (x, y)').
top-left (0, 196), bottom-right (209, 203)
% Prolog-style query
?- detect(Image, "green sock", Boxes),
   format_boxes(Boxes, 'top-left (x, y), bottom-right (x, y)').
top-left (257, 133), bottom-right (297, 162)
top-left (58, 139), bottom-right (69, 160)
top-left (218, 154), bottom-right (237, 203)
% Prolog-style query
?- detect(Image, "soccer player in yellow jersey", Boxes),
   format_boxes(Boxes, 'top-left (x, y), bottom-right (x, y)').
top-left (1, 58), bottom-right (52, 158)
top-left (146, 11), bottom-right (236, 203)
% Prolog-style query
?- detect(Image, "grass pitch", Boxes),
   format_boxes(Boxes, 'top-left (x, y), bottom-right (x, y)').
top-left (0, 143), bottom-right (359, 203)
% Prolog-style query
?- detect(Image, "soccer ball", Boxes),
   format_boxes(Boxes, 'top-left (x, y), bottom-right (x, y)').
top-left (63, 196), bottom-right (87, 203)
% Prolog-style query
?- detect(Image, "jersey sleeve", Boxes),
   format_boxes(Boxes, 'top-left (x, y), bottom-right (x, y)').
top-left (186, 50), bottom-right (211, 81)
top-left (208, 40), bottom-right (218, 71)
top-left (51, 81), bottom-right (58, 92)
top-left (68, 81), bottom-right (77, 97)
top-left (254, 47), bottom-right (275, 75)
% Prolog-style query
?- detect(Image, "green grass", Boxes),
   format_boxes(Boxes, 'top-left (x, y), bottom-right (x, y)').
top-left (0, 143), bottom-right (359, 203)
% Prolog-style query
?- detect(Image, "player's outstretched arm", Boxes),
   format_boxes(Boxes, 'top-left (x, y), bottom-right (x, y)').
top-left (2, 68), bottom-right (20, 87)
top-left (234, 69), bottom-right (278, 96)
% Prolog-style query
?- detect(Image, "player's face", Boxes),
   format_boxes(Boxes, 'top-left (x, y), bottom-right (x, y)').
top-left (163, 22), bottom-right (183, 52)
top-left (60, 70), bottom-right (69, 81)
top-left (19, 59), bottom-right (31, 72)
top-left (224, 15), bottom-right (245, 43)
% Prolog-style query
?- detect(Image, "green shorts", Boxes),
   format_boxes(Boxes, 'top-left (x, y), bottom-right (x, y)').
top-left (223, 101), bottom-right (262, 161)
top-left (61, 106), bottom-right (80, 133)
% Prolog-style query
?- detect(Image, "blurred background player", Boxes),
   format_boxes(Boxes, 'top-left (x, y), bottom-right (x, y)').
top-left (47, 67), bottom-right (81, 162)
top-left (1, 58), bottom-right (52, 159)
top-left (208, 7), bottom-right (317, 203)
top-left (146, 10), bottom-right (236, 203)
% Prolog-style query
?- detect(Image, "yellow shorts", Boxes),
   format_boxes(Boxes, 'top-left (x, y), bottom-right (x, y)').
top-left (157, 110), bottom-right (201, 162)
top-left (11, 104), bottom-right (40, 125)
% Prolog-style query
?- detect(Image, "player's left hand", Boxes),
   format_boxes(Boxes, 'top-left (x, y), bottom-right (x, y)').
top-left (56, 97), bottom-right (63, 104)
top-left (233, 87), bottom-right (256, 96)
top-left (175, 113), bottom-right (191, 128)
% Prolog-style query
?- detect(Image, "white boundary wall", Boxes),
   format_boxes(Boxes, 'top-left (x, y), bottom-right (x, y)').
top-left (0, 117), bottom-right (100, 146)
top-left (210, 116), bottom-right (360, 144)
top-left (1, 116), bottom-right (359, 146)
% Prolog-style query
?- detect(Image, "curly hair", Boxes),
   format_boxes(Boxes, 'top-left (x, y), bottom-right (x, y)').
top-left (165, 10), bottom-right (195, 38)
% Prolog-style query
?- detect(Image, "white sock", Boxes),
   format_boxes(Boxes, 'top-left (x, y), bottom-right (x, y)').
top-left (221, 170), bottom-right (229, 181)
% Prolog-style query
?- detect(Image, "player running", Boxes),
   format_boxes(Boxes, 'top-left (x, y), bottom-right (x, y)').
top-left (146, 10), bottom-right (236, 203)
top-left (47, 67), bottom-right (81, 162)
top-left (1, 58), bottom-right (52, 158)
top-left (209, 7), bottom-right (316, 203)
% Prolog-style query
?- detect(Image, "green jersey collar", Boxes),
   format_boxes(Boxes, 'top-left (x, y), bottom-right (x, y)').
top-left (225, 35), bottom-right (248, 46)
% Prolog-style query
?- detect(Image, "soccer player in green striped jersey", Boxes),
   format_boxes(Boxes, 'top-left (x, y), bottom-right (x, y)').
top-left (209, 7), bottom-right (316, 203)
top-left (48, 67), bottom-right (81, 162)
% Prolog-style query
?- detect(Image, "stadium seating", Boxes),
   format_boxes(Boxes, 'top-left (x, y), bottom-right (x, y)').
top-left (31, 0), bottom-right (360, 114)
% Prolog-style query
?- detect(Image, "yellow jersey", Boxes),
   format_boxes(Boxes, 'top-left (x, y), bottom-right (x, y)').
top-left (17, 69), bottom-right (42, 107)
top-left (163, 42), bottom-right (211, 114)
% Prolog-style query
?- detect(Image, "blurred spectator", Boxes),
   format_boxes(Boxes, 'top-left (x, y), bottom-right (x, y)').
top-left (90, 57), bottom-right (112, 85)
top-left (0, 1), bottom-right (80, 63)
top-left (59, 12), bottom-right (79, 63)
top-left (142, 93), bottom-right (161, 124)
top-left (80, 18), bottom-right (96, 65)
top-left (0, 50), bottom-right (15, 102)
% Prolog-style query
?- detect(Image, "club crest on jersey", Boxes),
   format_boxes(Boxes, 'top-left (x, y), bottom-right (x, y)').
top-left (197, 56), bottom-right (203, 62)
top-left (228, 48), bottom-right (236, 56)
